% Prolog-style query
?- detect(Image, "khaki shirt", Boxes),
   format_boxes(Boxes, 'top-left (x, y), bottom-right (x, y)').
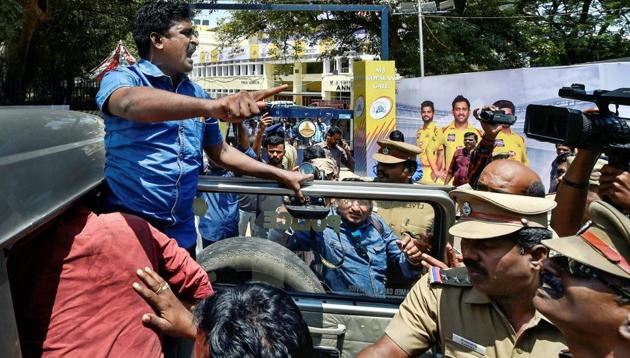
top-left (374, 201), bottom-right (434, 237)
top-left (385, 269), bottom-right (566, 357)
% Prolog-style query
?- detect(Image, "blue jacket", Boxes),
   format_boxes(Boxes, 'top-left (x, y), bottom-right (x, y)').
top-left (282, 210), bottom-right (419, 296)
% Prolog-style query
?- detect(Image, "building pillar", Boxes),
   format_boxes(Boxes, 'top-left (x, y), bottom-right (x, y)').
top-left (293, 62), bottom-right (303, 105)
top-left (335, 57), bottom-right (342, 74)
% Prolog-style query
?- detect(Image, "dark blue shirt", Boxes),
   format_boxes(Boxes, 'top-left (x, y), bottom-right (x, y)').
top-left (198, 147), bottom-right (256, 243)
top-left (96, 59), bottom-right (223, 248)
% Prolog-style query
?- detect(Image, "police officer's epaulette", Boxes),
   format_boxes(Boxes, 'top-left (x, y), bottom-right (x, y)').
top-left (428, 266), bottom-right (472, 287)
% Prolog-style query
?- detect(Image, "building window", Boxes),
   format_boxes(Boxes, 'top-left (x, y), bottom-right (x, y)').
top-left (202, 20), bottom-right (210, 26)
top-left (341, 58), bottom-right (350, 73)
top-left (305, 62), bottom-right (323, 74)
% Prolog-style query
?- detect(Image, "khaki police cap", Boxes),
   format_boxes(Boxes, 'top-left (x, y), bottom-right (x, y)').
top-left (372, 139), bottom-right (421, 164)
top-left (449, 189), bottom-right (557, 239)
top-left (543, 200), bottom-right (630, 280)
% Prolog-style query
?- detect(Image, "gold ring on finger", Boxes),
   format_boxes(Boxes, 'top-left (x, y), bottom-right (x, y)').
top-left (155, 282), bottom-right (170, 295)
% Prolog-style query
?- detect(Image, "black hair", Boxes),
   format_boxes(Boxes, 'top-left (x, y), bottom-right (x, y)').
top-left (341, 177), bottom-right (365, 182)
top-left (403, 160), bottom-right (418, 177)
top-left (556, 152), bottom-right (571, 165)
top-left (303, 145), bottom-right (326, 162)
top-left (492, 100), bottom-right (516, 115)
top-left (452, 95), bottom-right (470, 110)
top-left (464, 132), bottom-right (478, 141)
top-left (555, 143), bottom-right (576, 152)
top-left (491, 153), bottom-right (511, 161)
top-left (389, 130), bottom-right (405, 142)
top-left (420, 100), bottom-right (434, 112)
top-left (194, 282), bottom-right (313, 358)
top-left (526, 181), bottom-right (546, 198)
top-left (133, 1), bottom-right (195, 59)
top-left (326, 126), bottom-right (342, 137)
top-left (264, 135), bottom-right (285, 148)
top-left (511, 227), bottom-right (552, 253)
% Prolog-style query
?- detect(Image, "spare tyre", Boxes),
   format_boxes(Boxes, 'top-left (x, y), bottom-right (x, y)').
top-left (197, 236), bottom-right (325, 293)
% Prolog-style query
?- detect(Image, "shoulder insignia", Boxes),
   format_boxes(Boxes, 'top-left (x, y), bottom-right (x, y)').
top-left (429, 266), bottom-right (472, 287)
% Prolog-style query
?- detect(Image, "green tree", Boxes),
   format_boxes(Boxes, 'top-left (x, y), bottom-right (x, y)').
top-left (517, 0), bottom-right (630, 65)
top-left (1, 0), bottom-right (143, 105)
top-left (216, 0), bottom-right (629, 76)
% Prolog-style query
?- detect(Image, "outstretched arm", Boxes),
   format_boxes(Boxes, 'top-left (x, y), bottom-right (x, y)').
top-left (551, 149), bottom-right (599, 236)
top-left (106, 85), bottom-right (287, 123)
top-left (206, 141), bottom-right (312, 200)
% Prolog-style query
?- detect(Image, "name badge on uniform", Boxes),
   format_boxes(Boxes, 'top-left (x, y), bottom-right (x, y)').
top-left (452, 333), bottom-right (487, 356)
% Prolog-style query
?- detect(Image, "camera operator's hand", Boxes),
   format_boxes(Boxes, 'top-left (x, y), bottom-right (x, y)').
top-left (474, 105), bottom-right (504, 141)
top-left (472, 105), bottom-right (497, 120)
top-left (598, 165), bottom-right (630, 213)
top-left (279, 170), bottom-right (313, 202)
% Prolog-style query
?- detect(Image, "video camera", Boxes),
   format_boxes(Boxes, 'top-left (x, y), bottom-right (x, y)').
top-left (474, 109), bottom-right (517, 126)
top-left (282, 162), bottom-right (330, 220)
top-left (298, 162), bottom-right (326, 181)
top-left (525, 84), bottom-right (630, 170)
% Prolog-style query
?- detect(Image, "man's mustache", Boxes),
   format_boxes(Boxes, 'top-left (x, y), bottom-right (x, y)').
top-left (463, 258), bottom-right (488, 275)
top-left (187, 44), bottom-right (197, 56)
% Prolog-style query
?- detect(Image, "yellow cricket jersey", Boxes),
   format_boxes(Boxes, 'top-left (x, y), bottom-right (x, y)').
top-left (415, 121), bottom-right (439, 166)
top-left (493, 131), bottom-right (529, 166)
top-left (433, 121), bottom-right (482, 169)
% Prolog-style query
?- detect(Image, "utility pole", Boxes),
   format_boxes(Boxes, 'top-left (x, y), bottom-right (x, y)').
top-left (417, 0), bottom-right (425, 77)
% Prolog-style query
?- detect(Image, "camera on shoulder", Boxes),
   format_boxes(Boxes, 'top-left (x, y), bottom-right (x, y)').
top-left (525, 83), bottom-right (630, 170)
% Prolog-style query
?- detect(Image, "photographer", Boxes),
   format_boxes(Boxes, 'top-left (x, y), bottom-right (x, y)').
top-left (468, 100), bottom-right (527, 188)
top-left (552, 148), bottom-right (630, 236)
top-left (316, 126), bottom-right (355, 176)
top-left (525, 85), bottom-right (630, 236)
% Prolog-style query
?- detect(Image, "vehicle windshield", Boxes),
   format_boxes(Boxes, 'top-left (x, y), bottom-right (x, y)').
top-left (209, 190), bottom-right (436, 300)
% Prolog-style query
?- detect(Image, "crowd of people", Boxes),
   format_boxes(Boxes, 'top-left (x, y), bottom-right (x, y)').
top-left (10, 1), bottom-right (630, 358)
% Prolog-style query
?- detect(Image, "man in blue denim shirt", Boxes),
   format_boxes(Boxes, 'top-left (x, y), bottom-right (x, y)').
top-left (96, 2), bottom-right (310, 253)
top-left (272, 198), bottom-right (424, 296)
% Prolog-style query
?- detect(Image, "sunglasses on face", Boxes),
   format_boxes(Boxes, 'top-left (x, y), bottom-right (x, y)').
top-left (551, 256), bottom-right (630, 300)
top-left (339, 199), bottom-right (371, 207)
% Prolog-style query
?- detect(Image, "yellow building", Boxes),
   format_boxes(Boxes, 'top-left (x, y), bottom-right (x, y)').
top-left (189, 25), bottom-right (376, 106)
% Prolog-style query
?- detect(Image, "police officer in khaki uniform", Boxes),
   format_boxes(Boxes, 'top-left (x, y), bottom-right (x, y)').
top-left (534, 200), bottom-right (630, 357)
top-left (372, 139), bottom-right (434, 246)
top-left (358, 189), bottom-right (567, 357)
